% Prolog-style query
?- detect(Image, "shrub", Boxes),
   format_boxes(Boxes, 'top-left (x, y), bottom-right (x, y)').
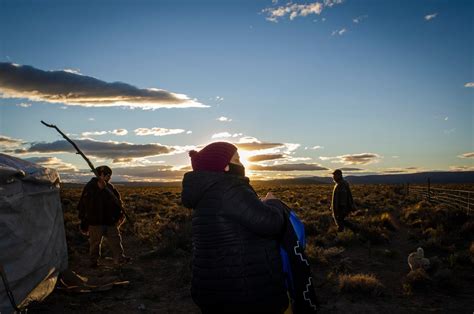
top-left (335, 229), bottom-right (357, 245)
top-left (338, 273), bottom-right (384, 296)
top-left (380, 212), bottom-right (398, 231)
top-left (405, 268), bottom-right (432, 291)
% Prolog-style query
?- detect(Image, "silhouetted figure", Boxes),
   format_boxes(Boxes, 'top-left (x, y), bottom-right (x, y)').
top-left (330, 169), bottom-right (354, 232)
top-left (181, 142), bottom-right (288, 314)
top-left (78, 166), bottom-right (129, 267)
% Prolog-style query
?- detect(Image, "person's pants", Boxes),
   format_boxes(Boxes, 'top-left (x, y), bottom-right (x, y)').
top-left (332, 213), bottom-right (346, 231)
top-left (89, 225), bottom-right (124, 263)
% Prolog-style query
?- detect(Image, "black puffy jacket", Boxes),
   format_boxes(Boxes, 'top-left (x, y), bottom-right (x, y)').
top-left (181, 171), bottom-right (288, 314)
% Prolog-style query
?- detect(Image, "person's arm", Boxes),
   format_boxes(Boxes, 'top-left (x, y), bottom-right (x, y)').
top-left (77, 184), bottom-right (92, 234)
top-left (223, 185), bottom-right (285, 237)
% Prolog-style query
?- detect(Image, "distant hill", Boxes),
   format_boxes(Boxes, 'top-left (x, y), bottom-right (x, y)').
top-left (257, 171), bottom-right (474, 185)
top-left (61, 171), bottom-right (474, 188)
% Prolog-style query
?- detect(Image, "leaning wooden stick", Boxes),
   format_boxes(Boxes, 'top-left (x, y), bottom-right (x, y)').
top-left (41, 120), bottom-right (133, 226)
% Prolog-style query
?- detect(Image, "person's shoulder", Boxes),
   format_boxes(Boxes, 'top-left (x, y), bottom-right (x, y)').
top-left (84, 177), bottom-right (98, 187)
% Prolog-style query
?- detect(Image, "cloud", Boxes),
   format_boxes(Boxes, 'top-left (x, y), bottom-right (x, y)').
top-left (82, 131), bottom-right (108, 137)
top-left (339, 167), bottom-right (363, 172)
top-left (81, 129), bottom-right (128, 137)
top-left (111, 164), bottom-right (186, 181)
top-left (212, 132), bottom-right (242, 139)
top-left (382, 169), bottom-right (408, 174)
top-left (305, 145), bottom-right (323, 150)
top-left (424, 13), bottom-right (438, 21)
top-left (235, 141), bottom-right (286, 151)
top-left (263, 0), bottom-right (343, 23)
top-left (0, 62), bottom-right (206, 109)
top-left (16, 102), bottom-right (31, 108)
top-left (14, 139), bottom-right (176, 162)
top-left (320, 153), bottom-right (381, 165)
top-left (249, 163), bottom-right (328, 171)
top-left (443, 128), bottom-right (455, 134)
top-left (24, 156), bottom-right (78, 172)
top-left (217, 116), bottom-right (232, 122)
top-left (331, 28), bottom-right (346, 36)
top-left (247, 154), bottom-right (285, 162)
top-left (112, 129), bottom-right (128, 136)
top-left (449, 165), bottom-right (474, 172)
top-left (464, 82), bottom-right (474, 88)
top-left (134, 127), bottom-right (186, 136)
top-left (458, 152), bottom-right (474, 158)
top-left (353, 15), bottom-right (368, 23)
top-left (0, 135), bottom-right (24, 147)
top-left (63, 68), bottom-right (81, 75)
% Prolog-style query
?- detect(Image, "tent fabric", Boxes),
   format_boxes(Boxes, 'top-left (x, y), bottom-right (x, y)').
top-left (0, 153), bottom-right (68, 314)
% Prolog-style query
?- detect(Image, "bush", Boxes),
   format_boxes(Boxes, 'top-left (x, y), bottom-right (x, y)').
top-left (405, 268), bottom-right (432, 291)
top-left (338, 273), bottom-right (384, 296)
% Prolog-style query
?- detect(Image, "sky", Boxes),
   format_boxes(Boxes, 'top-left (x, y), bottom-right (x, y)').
top-left (0, 0), bottom-right (472, 182)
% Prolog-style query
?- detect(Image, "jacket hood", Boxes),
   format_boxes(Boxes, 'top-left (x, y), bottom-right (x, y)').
top-left (181, 171), bottom-right (248, 208)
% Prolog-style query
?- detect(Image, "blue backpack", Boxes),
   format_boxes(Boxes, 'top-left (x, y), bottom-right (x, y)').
top-left (280, 207), bottom-right (318, 313)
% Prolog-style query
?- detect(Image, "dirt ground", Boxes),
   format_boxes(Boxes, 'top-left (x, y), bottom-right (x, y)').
top-left (27, 184), bottom-right (474, 314)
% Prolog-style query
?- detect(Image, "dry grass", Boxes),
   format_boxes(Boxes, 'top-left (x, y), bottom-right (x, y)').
top-left (54, 182), bottom-right (474, 313)
top-left (404, 268), bottom-right (432, 295)
top-left (338, 273), bottom-right (385, 296)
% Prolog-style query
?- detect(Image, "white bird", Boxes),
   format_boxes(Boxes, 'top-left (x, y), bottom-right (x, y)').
top-left (408, 247), bottom-right (430, 271)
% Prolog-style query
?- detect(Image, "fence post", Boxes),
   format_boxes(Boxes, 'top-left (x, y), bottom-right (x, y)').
top-left (406, 183), bottom-right (409, 196)
top-left (427, 178), bottom-right (431, 202)
top-left (468, 192), bottom-right (470, 215)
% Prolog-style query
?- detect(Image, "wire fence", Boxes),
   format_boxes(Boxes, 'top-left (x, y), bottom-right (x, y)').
top-left (408, 181), bottom-right (472, 215)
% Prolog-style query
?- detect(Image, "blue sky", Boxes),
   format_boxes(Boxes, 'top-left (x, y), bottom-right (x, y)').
top-left (0, 0), bottom-right (472, 182)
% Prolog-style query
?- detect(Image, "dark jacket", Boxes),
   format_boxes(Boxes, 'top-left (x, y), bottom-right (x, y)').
top-left (181, 171), bottom-right (288, 314)
top-left (77, 177), bottom-right (123, 226)
top-left (331, 179), bottom-right (354, 218)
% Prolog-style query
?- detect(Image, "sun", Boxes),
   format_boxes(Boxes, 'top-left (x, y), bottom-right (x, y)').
top-left (237, 150), bottom-right (251, 169)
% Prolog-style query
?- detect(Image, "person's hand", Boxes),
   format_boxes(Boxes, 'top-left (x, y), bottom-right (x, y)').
top-left (261, 192), bottom-right (277, 201)
top-left (117, 213), bottom-right (126, 228)
top-left (80, 220), bottom-right (89, 236)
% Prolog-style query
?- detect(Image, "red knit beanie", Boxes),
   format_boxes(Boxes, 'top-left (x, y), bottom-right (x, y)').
top-left (189, 142), bottom-right (238, 172)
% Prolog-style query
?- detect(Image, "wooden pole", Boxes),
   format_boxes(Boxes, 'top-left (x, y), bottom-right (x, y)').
top-left (427, 178), bottom-right (431, 202)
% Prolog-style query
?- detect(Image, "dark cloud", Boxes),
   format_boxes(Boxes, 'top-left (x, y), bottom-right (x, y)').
top-left (0, 135), bottom-right (24, 147)
top-left (249, 163), bottom-right (328, 171)
top-left (339, 167), bottom-right (363, 172)
top-left (24, 156), bottom-right (78, 172)
top-left (111, 165), bottom-right (186, 181)
top-left (341, 153), bottom-right (380, 165)
top-left (0, 63), bottom-right (205, 109)
top-left (382, 170), bottom-right (407, 174)
top-left (321, 153), bottom-right (381, 165)
top-left (247, 154), bottom-right (285, 162)
top-left (16, 139), bottom-right (175, 161)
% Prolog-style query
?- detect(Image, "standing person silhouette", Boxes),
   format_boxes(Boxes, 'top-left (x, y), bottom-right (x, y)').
top-left (181, 142), bottom-right (288, 314)
top-left (78, 166), bottom-right (129, 267)
top-left (330, 169), bottom-right (354, 232)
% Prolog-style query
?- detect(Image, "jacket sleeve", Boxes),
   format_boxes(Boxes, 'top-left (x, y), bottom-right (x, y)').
top-left (77, 184), bottom-right (90, 221)
top-left (222, 184), bottom-right (285, 237)
top-left (338, 185), bottom-right (348, 209)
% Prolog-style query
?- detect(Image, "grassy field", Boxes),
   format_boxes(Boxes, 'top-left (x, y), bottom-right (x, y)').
top-left (31, 183), bottom-right (474, 313)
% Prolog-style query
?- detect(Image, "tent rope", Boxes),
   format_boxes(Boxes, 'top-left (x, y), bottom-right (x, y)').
top-left (0, 264), bottom-right (21, 312)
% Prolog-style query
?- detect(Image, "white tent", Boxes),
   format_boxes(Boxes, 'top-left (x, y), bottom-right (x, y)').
top-left (0, 153), bottom-right (68, 313)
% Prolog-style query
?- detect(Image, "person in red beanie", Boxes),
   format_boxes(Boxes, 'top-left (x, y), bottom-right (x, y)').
top-left (182, 142), bottom-right (288, 314)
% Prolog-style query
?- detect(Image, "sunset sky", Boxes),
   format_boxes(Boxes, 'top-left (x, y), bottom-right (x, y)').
top-left (0, 0), bottom-right (472, 182)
